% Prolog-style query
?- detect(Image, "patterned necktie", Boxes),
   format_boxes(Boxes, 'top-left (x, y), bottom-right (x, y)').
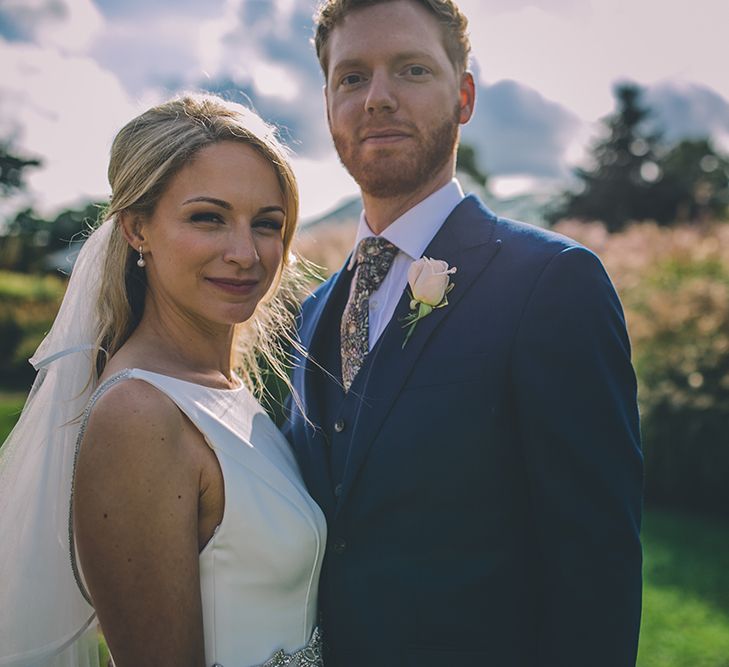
top-left (340, 236), bottom-right (399, 392)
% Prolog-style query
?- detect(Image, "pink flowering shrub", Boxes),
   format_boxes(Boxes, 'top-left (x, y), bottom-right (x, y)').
top-left (292, 221), bottom-right (356, 280)
top-left (556, 221), bottom-right (729, 517)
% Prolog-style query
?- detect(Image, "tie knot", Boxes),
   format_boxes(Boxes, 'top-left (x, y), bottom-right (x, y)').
top-left (354, 236), bottom-right (399, 294)
top-left (356, 236), bottom-right (399, 270)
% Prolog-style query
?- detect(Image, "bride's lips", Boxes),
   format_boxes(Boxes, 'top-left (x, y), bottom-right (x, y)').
top-left (205, 277), bottom-right (260, 296)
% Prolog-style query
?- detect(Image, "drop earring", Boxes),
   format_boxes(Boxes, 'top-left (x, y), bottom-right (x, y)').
top-left (137, 246), bottom-right (146, 268)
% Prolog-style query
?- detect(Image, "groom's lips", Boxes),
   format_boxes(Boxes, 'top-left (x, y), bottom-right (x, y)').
top-left (361, 128), bottom-right (411, 145)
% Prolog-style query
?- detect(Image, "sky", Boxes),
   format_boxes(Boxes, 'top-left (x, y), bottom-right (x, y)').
top-left (1, 0), bottom-right (728, 221)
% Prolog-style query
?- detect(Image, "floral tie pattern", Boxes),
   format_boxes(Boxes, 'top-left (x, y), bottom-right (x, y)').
top-left (340, 236), bottom-right (399, 391)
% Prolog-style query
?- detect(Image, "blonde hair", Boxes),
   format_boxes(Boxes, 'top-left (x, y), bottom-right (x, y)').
top-left (95, 93), bottom-right (304, 399)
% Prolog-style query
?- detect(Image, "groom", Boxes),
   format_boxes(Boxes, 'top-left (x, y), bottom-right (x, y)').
top-left (285, 1), bottom-right (643, 665)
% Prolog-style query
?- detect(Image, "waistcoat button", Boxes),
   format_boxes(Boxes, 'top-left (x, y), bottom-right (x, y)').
top-left (334, 418), bottom-right (345, 433)
top-left (332, 537), bottom-right (347, 554)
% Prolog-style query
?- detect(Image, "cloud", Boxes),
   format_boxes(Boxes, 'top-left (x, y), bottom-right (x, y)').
top-left (645, 81), bottom-right (729, 149)
top-left (0, 37), bottom-right (147, 214)
top-left (93, 0), bottom-right (227, 20)
top-left (194, 0), bottom-right (331, 157)
top-left (89, 15), bottom-right (205, 93)
top-left (462, 0), bottom-right (729, 122)
top-left (459, 0), bottom-right (585, 18)
top-left (463, 79), bottom-right (582, 179)
top-left (0, 0), bottom-right (103, 53)
top-left (291, 152), bottom-right (359, 222)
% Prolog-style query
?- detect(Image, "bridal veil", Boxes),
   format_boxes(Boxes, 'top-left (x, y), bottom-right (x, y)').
top-left (0, 220), bottom-right (113, 666)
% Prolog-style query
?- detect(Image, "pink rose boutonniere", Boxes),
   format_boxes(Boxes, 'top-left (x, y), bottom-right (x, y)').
top-left (401, 256), bottom-right (456, 348)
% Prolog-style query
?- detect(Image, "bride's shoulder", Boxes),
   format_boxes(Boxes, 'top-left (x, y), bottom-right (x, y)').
top-left (94, 372), bottom-right (178, 414)
top-left (80, 374), bottom-right (187, 462)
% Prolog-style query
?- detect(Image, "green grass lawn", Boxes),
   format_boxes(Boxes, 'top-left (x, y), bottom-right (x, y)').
top-left (1, 390), bottom-right (728, 665)
top-left (0, 391), bottom-right (26, 441)
top-left (638, 509), bottom-right (729, 667)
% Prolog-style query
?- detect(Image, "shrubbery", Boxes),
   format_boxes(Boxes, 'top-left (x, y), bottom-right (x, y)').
top-left (0, 271), bottom-right (65, 387)
top-left (292, 221), bottom-right (356, 279)
top-left (555, 221), bottom-right (729, 517)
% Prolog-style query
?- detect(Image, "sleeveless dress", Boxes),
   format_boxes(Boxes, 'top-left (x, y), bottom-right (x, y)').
top-left (70, 368), bottom-right (327, 667)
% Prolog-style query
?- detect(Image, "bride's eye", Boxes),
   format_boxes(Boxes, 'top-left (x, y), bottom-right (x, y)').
top-left (253, 218), bottom-right (284, 232)
top-left (190, 212), bottom-right (224, 224)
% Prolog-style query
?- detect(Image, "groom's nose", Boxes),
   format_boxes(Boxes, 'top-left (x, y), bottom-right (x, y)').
top-left (365, 71), bottom-right (398, 114)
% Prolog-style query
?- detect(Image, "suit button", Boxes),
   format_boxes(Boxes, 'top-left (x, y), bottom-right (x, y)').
top-left (334, 418), bottom-right (345, 433)
top-left (332, 537), bottom-right (347, 554)
top-left (334, 483), bottom-right (343, 497)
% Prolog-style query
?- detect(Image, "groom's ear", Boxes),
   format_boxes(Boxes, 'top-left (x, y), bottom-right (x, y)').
top-left (118, 211), bottom-right (147, 250)
top-left (458, 71), bottom-right (476, 125)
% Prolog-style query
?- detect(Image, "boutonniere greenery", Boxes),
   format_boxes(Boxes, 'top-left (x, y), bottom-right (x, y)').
top-left (401, 256), bottom-right (456, 348)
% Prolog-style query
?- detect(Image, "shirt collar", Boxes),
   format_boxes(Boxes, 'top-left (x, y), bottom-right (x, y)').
top-left (348, 178), bottom-right (465, 270)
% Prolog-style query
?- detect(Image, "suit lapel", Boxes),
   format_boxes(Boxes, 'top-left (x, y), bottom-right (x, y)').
top-left (335, 196), bottom-right (502, 515)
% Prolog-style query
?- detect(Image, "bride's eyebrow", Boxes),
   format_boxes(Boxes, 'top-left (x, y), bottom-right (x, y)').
top-left (182, 196), bottom-right (232, 209)
top-left (256, 206), bottom-right (286, 215)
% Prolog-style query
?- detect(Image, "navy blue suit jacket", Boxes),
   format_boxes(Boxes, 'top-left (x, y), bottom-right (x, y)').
top-left (284, 196), bottom-right (642, 666)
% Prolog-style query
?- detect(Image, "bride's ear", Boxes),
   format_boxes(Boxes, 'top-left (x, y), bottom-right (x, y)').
top-left (118, 211), bottom-right (147, 251)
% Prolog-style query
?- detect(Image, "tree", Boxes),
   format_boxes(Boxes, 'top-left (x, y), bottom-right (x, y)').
top-left (0, 202), bottom-right (103, 273)
top-left (548, 83), bottom-right (662, 232)
top-left (654, 138), bottom-right (729, 223)
top-left (456, 142), bottom-right (489, 189)
top-left (0, 144), bottom-right (40, 196)
top-left (549, 84), bottom-right (729, 230)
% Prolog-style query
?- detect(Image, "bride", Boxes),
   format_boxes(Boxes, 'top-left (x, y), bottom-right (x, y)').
top-left (0, 94), bottom-right (325, 667)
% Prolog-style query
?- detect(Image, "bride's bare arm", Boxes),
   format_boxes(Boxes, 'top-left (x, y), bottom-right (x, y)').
top-left (73, 379), bottom-right (210, 667)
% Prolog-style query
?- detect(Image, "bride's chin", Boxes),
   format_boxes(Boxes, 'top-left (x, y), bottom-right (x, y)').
top-left (218, 306), bottom-right (260, 327)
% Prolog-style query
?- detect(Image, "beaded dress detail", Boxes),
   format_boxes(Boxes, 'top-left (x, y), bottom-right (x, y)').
top-left (70, 369), bottom-right (326, 667)
top-left (255, 626), bottom-right (322, 667)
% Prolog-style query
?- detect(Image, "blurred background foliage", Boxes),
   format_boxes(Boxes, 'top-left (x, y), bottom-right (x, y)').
top-left (547, 84), bottom-right (729, 230)
top-left (1, 82), bottom-right (728, 665)
top-left (555, 221), bottom-right (729, 519)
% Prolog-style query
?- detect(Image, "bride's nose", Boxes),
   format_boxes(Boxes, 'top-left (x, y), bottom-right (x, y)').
top-left (223, 225), bottom-right (259, 268)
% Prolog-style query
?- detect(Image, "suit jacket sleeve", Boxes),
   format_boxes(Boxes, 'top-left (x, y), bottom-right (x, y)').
top-left (511, 245), bottom-right (643, 666)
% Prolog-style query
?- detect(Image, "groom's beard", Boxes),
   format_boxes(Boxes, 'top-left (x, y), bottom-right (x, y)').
top-left (330, 103), bottom-right (461, 199)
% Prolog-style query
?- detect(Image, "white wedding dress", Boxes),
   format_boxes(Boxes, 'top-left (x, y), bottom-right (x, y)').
top-left (71, 368), bottom-right (326, 667)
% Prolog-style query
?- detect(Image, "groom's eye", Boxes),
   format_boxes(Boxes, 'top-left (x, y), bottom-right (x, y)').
top-left (340, 73), bottom-right (364, 87)
top-left (405, 65), bottom-right (430, 77)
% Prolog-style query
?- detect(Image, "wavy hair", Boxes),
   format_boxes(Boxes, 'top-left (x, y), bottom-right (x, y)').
top-left (95, 93), bottom-right (305, 400)
top-left (314, 0), bottom-right (471, 76)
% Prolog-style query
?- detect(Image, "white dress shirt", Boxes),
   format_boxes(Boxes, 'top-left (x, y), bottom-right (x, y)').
top-left (347, 178), bottom-right (465, 350)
